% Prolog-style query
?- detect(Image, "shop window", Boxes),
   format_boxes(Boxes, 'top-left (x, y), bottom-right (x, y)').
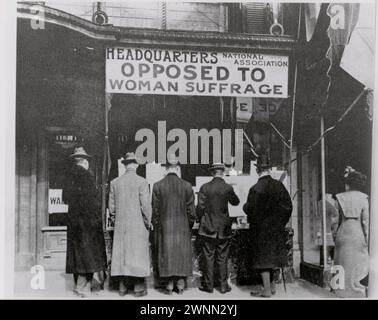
top-left (229, 3), bottom-right (299, 36)
top-left (242, 3), bottom-right (271, 34)
top-left (243, 97), bottom-right (288, 170)
top-left (45, 2), bottom-right (227, 32)
top-left (300, 151), bottom-right (335, 267)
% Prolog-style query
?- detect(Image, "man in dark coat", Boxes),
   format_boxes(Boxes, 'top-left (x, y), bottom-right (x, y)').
top-left (243, 155), bottom-right (292, 297)
top-left (152, 155), bottom-right (195, 294)
top-left (63, 147), bottom-right (107, 297)
top-left (196, 163), bottom-right (240, 294)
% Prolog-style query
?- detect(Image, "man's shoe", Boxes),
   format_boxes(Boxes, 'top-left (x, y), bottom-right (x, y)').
top-left (199, 286), bottom-right (213, 293)
top-left (165, 280), bottom-right (174, 295)
top-left (119, 289), bottom-right (128, 297)
top-left (219, 285), bottom-right (232, 294)
top-left (250, 291), bottom-right (272, 298)
top-left (73, 289), bottom-right (85, 298)
top-left (176, 288), bottom-right (184, 295)
top-left (165, 289), bottom-right (173, 295)
top-left (134, 290), bottom-right (148, 297)
top-left (271, 282), bottom-right (276, 295)
top-left (119, 280), bottom-right (128, 297)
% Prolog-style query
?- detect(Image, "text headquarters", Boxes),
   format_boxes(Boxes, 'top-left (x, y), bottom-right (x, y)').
top-left (106, 48), bottom-right (287, 95)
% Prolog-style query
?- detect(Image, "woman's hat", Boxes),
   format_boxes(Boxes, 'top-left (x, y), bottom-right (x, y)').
top-left (254, 155), bottom-right (271, 170)
top-left (121, 152), bottom-right (138, 165)
top-left (69, 147), bottom-right (92, 159)
top-left (209, 163), bottom-right (226, 171)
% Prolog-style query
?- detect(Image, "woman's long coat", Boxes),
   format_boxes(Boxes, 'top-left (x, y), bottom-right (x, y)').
top-left (63, 165), bottom-right (107, 274)
top-left (152, 173), bottom-right (195, 277)
top-left (243, 175), bottom-right (293, 269)
top-left (109, 169), bottom-right (152, 277)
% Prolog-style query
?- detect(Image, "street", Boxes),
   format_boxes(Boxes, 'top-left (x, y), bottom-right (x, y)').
top-left (14, 271), bottom-right (336, 299)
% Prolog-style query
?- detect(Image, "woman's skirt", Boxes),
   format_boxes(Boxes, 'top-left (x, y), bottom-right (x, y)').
top-left (334, 219), bottom-right (369, 298)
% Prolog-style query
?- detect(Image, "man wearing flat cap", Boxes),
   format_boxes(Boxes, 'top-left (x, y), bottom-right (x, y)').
top-left (152, 154), bottom-right (195, 295)
top-left (63, 147), bottom-right (107, 297)
top-left (109, 152), bottom-right (152, 297)
top-left (196, 163), bottom-right (240, 294)
top-left (243, 155), bottom-right (292, 297)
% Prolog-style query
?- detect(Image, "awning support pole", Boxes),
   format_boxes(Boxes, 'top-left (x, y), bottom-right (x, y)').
top-left (320, 115), bottom-right (328, 269)
top-left (289, 3), bottom-right (301, 196)
top-left (102, 92), bottom-right (112, 231)
top-left (243, 131), bottom-right (259, 158)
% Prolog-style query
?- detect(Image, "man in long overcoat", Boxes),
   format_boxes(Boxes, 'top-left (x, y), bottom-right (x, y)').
top-left (63, 147), bottom-right (107, 298)
top-left (152, 155), bottom-right (195, 294)
top-left (109, 152), bottom-right (152, 297)
top-left (243, 155), bottom-right (293, 297)
top-left (196, 163), bottom-right (240, 294)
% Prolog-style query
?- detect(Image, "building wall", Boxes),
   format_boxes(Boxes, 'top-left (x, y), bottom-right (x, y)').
top-left (15, 131), bottom-right (47, 271)
top-left (43, 2), bottom-right (299, 35)
top-left (165, 2), bottom-right (227, 32)
top-left (45, 1), bottom-right (228, 32)
top-left (16, 2), bottom-right (299, 274)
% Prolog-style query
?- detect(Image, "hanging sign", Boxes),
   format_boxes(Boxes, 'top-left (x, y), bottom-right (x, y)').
top-left (106, 47), bottom-right (289, 98)
top-left (236, 97), bottom-right (253, 123)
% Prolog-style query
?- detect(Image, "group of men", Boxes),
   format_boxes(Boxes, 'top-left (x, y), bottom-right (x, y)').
top-left (63, 147), bottom-right (293, 298)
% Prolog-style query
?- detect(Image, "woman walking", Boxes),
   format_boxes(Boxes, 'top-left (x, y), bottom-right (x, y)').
top-left (331, 166), bottom-right (369, 298)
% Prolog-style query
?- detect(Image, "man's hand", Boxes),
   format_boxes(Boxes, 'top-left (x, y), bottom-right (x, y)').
top-left (109, 213), bottom-right (115, 224)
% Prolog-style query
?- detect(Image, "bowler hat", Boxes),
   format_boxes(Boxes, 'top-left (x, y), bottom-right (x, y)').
top-left (121, 152), bottom-right (138, 165)
top-left (69, 147), bottom-right (92, 159)
top-left (209, 163), bottom-right (226, 171)
top-left (162, 153), bottom-right (180, 167)
top-left (255, 155), bottom-right (271, 170)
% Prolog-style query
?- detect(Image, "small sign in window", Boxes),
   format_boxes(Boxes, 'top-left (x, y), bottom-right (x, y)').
top-left (48, 189), bottom-right (68, 214)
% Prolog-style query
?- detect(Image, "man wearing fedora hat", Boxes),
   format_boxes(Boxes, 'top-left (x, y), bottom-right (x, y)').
top-left (243, 155), bottom-right (292, 297)
top-left (63, 147), bottom-right (107, 298)
top-left (109, 152), bottom-right (152, 297)
top-left (152, 154), bottom-right (195, 295)
top-left (196, 163), bottom-right (240, 294)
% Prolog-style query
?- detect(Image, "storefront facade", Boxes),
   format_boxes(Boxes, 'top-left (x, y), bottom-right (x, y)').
top-left (16, 1), bottom-right (306, 286)
top-left (295, 3), bottom-right (374, 286)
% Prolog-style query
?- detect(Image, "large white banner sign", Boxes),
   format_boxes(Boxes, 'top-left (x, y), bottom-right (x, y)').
top-left (106, 47), bottom-right (289, 98)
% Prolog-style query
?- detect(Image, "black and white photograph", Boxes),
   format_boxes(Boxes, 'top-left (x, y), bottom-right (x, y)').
top-left (0, 0), bottom-right (378, 301)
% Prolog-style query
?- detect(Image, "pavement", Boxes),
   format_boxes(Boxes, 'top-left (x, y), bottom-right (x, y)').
top-left (13, 271), bottom-right (336, 299)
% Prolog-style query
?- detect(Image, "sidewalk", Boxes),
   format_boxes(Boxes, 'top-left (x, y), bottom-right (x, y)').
top-left (14, 271), bottom-right (336, 299)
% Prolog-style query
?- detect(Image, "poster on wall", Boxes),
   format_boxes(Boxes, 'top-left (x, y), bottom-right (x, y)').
top-left (106, 47), bottom-right (289, 98)
top-left (195, 175), bottom-right (258, 217)
top-left (48, 189), bottom-right (68, 214)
